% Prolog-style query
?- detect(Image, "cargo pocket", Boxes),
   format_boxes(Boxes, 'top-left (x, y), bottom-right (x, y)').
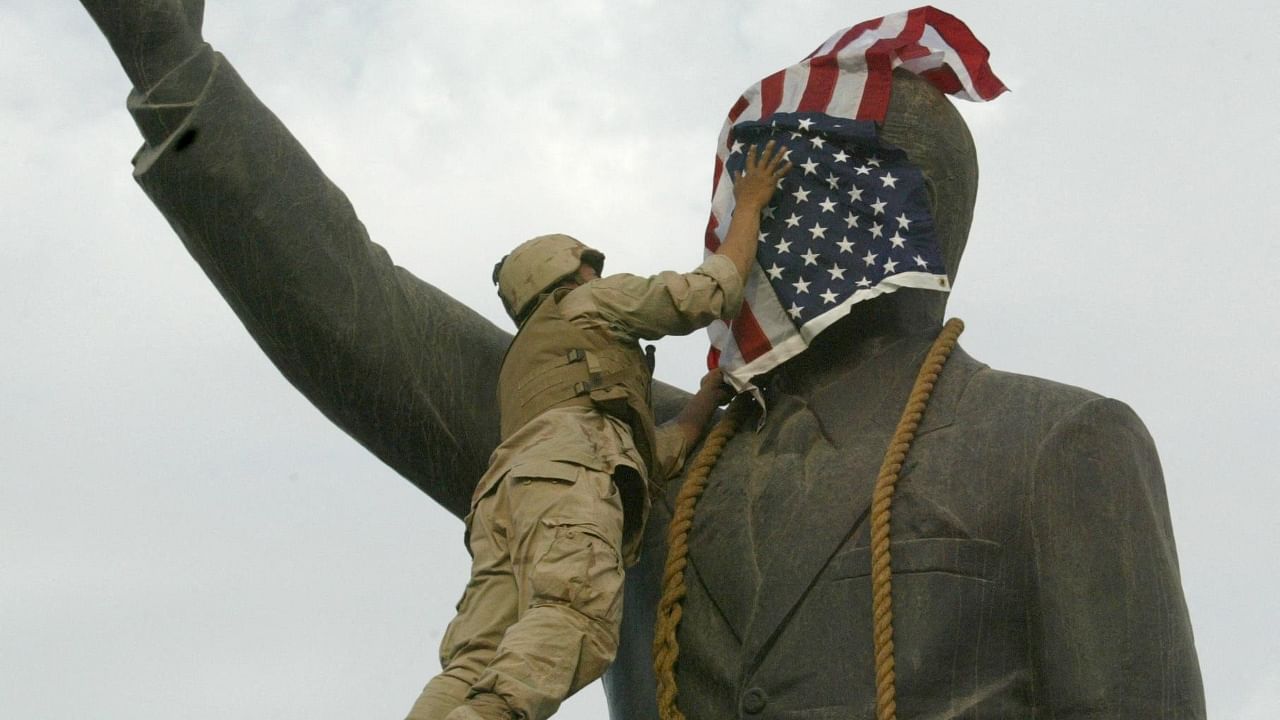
top-left (530, 522), bottom-right (624, 624)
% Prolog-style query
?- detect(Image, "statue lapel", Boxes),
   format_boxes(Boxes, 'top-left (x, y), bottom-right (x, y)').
top-left (677, 342), bottom-right (982, 675)
top-left (736, 344), bottom-right (980, 674)
top-left (682, 427), bottom-right (757, 642)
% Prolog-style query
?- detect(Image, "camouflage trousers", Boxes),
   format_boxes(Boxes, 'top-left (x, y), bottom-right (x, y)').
top-left (407, 462), bottom-right (627, 720)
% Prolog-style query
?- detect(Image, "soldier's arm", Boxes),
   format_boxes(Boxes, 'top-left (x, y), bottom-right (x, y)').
top-left (716, 140), bottom-right (791, 282)
top-left (1028, 398), bottom-right (1205, 718)
top-left (562, 140), bottom-right (786, 341)
top-left (649, 369), bottom-right (731, 482)
top-left (563, 254), bottom-right (744, 343)
top-left (668, 368), bottom-right (730, 450)
top-left (77, 1), bottom-right (509, 518)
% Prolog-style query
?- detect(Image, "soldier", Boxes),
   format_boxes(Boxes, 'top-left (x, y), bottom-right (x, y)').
top-left (408, 143), bottom-right (792, 720)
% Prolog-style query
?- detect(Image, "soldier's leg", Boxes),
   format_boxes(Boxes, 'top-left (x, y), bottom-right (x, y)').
top-left (406, 491), bottom-right (517, 720)
top-left (462, 466), bottom-right (626, 720)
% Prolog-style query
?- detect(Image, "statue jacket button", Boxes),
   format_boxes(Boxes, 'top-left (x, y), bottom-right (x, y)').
top-left (741, 687), bottom-right (768, 714)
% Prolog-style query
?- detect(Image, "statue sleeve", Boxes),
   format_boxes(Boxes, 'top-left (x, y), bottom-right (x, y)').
top-left (124, 48), bottom-right (511, 519)
top-left (1028, 397), bottom-right (1205, 718)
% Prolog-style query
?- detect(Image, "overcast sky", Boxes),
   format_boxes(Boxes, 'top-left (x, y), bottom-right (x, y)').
top-left (3, 2), bottom-right (1278, 718)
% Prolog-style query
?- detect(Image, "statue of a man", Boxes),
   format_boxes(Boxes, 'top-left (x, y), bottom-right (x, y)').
top-left (77, 2), bottom-right (1205, 718)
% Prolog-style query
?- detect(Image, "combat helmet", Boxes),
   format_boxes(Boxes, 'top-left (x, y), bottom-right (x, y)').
top-left (493, 233), bottom-right (605, 323)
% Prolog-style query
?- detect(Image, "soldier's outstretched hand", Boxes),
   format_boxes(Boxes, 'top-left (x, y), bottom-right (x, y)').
top-left (79, 0), bottom-right (206, 91)
top-left (733, 140), bottom-right (792, 211)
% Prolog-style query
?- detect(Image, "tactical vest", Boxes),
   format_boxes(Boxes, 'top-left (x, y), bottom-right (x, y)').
top-left (498, 287), bottom-right (659, 475)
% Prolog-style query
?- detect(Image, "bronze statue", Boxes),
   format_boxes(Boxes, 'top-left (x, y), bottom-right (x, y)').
top-left (77, 2), bottom-right (1205, 717)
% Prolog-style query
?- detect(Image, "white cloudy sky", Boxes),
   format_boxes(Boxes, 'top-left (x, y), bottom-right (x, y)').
top-left (3, 2), bottom-right (1278, 718)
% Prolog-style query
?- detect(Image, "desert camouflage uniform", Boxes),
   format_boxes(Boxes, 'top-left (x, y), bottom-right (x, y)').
top-left (408, 254), bottom-right (742, 720)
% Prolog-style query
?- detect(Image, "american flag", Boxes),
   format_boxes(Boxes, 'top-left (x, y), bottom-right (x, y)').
top-left (705, 6), bottom-right (1007, 390)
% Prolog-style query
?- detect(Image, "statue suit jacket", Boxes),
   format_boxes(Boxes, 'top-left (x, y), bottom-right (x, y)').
top-left (607, 339), bottom-right (1206, 719)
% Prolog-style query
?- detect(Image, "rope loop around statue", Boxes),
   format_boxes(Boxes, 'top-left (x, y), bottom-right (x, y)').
top-left (653, 318), bottom-right (965, 720)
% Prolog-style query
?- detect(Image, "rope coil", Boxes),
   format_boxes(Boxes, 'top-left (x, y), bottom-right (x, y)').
top-left (653, 319), bottom-right (965, 720)
top-left (653, 397), bottom-right (751, 720)
top-left (869, 317), bottom-right (964, 720)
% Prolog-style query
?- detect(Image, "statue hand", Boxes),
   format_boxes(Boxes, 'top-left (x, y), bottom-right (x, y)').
top-left (79, 0), bottom-right (206, 91)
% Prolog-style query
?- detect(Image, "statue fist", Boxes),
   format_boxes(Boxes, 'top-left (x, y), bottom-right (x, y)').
top-left (80, 0), bottom-right (206, 91)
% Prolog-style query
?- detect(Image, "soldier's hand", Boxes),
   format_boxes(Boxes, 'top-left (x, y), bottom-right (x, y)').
top-left (733, 140), bottom-right (792, 212)
top-left (79, 0), bottom-right (206, 91)
top-left (697, 368), bottom-right (733, 407)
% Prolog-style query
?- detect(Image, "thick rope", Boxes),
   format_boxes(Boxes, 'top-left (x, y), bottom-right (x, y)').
top-left (651, 319), bottom-right (963, 720)
top-left (870, 317), bottom-right (964, 720)
top-left (653, 396), bottom-right (751, 720)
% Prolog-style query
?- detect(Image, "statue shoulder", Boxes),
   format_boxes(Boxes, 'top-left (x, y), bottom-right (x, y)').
top-left (951, 353), bottom-right (1116, 430)
top-left (942, 349), bottom-right (1162, 478)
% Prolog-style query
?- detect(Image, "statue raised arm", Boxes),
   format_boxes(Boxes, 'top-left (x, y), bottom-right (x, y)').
top-left (77, 1), bottom-right (691, 518)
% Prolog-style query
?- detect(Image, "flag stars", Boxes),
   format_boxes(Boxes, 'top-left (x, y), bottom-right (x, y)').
top-left (721, 120), bottom-right (941, 327)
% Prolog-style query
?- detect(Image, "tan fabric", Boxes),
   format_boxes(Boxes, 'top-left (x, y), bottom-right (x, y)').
top-left (408, 254), bottom-right (742, 720)
top-left (473, 253), bottom-right (743, 561)
top-left (498, 286), bottom-right (660, 476)
top-left (408, 465), bottom-right (625, 720)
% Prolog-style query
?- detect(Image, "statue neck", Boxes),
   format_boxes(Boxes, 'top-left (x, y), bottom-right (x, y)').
top-left (765, 288), bottom-right (948, 395)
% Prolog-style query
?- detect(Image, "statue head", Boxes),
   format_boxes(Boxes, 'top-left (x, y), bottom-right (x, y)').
top-left (708, 26), bottom-right (997, 392)
top-left (492, 233), bottom-right (605, 323)
top-left (753, 70), bottom-right (984, 390)
top-left (878, 68), bottom-right (979, 289)
top-left (771, 72), bottom-right (980, 388)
